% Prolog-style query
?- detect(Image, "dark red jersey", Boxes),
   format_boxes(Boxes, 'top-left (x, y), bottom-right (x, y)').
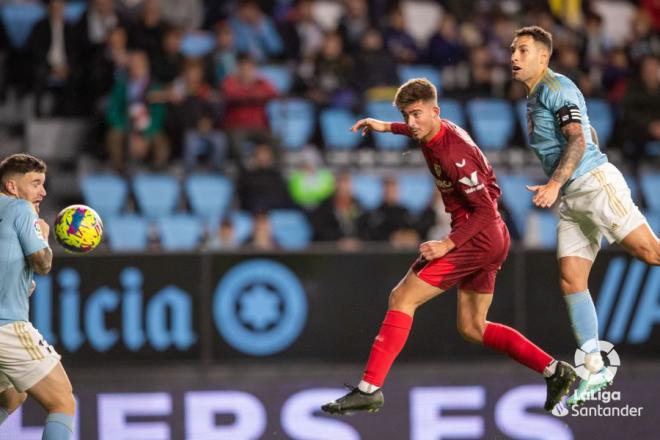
top-left (391, 119), bottom-right (502, 248)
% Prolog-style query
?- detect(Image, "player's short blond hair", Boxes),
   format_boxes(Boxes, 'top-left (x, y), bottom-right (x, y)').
top-left (393, 78), bottom-right (437, 110)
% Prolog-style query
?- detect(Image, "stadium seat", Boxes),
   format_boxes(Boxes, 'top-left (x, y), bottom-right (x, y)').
top-left (1, 3), bottom-right (45, 48)
top-left (351, 174), bottom-right (383, 210)
top-left (185, 174), bottom-right (234, 223)
top-left (586, 98), bottom-right (613, 148)
top-left (269, 209), bottom-right (312, 250)
top-left (320, 108), bottom-right (361, 150)
top-left (439, 99), bottom-right (465, 127)
top-left (466, 99), bottom-right (515, 150)
top-left (497, 173), bottom-right (537, 235)
top-left (105, 215), bottom-right (149, 252)
top-left (132, 174), bottom-right (180, 219)
top-left (64, 2), bottom-right (86, 22)
top-left (398, 65), bottom-right (442, 94)
top-left (646, 141), bottom-right (660, 157)
top-left (259, 65), bottom-right (293, 94)
top-left (640, 173), bottom-right (660, 213)
top-left (267, 98), bottom-right (315, 150)
top-left (158, 215), bottom-right (204, 251)
top-left (231, 211), bottom-right (254, 245)
top-left (524, 211), bottom-right (558, 249)
top-left (365, 101), bottom-right (408, 150)
top-left (645, 211), bottom-right (660, 233)
top-left (181, 31), bottom-right (216, 57)
top-left (397, 173), bottom-right (435, 214)
top-left (80, 174), bottom-right (129, 219)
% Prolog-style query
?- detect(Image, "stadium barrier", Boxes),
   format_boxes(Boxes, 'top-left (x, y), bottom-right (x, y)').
top-left (31, 250), bottom-right (659, 364)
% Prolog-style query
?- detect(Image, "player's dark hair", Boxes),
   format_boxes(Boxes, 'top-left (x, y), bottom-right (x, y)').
top-left (515, 26), bottom-right (553, 55)
top-left (393, 78), bottom-right (437, 110)
top-left (0, 153), bottom-right (47, 183)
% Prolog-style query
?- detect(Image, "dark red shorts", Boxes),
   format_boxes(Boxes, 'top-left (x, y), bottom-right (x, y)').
top-left (411, 221), bottom-right (510, 293)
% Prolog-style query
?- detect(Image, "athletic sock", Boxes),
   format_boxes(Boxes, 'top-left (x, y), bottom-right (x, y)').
top-left (0, 407), bottom-right (8, 425)
top-left (483, 322), bottom-right (554, 374)
top-left (42, 412), bottom-right (73, 440)
top-left (362, 310), bottom-right (413, 387)
top-left (564, 290), bottom-right (602, 365)
top-left (543, 359), bottom-right (558, 378)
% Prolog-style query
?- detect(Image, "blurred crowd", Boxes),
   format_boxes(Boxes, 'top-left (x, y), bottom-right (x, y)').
top-left (0, 0), bottom-right (658, 250)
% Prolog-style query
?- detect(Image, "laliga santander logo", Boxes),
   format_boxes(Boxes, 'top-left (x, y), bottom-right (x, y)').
top-left (574, 339), bottom-right (620, 381)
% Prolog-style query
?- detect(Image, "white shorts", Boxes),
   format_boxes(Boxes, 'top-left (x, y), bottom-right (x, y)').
top-left (557, 162), bottom-right (649, 261)
top-left (0, 321), bottom-right (60, 393)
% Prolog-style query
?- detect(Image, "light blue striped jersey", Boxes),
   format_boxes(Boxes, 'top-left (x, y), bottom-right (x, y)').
top-left (0, 195), bottom-right (49, 325)
top-left (526, 68), bottom-right (607, 184)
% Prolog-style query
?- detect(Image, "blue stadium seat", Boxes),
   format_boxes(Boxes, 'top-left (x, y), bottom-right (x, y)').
top-left (80, 174), bottom-right (129, 219)
top-left (640, 173), bottom-right (660, 213)
top-left (181, 31), bottom-right (216, 57)
top-left (231, 211), bottom-right (254, 245)
top-left (516, 100), bottom-right (528, 143)
top-left (267, 98), bottom-right (315, 150)
top-left (269, 209), bottom-right (312, 250)
top-left (586, 98), bottom-right (613, 148)
top-left (158, 215), bottom-right (203, 251)
top-left (525, 211), bottom-right (557, 249)
top-left (646, 141), bottom-right (660, 157)
top-left (185, 174), bottom-right (234, 223)
top-left (365, 101), bottom-right (408, 150)
top-left (623, 174), bottom-right (639, 202)
top-left (105, 215), bottom-right (149, 252)
top-left (439, 99), bottom-right (465, 127)
top-left (466, 99), bottom-right (515, 150)
top-left (351, 174), bottom-right (383, 210)
top-left (398, 173), bottom-right (435, 214)
top-left (64, 2), bottom-right (86, 23)
top-left (320, 108), bottom-right (361, 150)
top-left (1, 3), bottom-right (45, 48)
top-left (498, 173), bottom-right (536, 235)
top-left (645, 211), bottom-right (660, 234)
top-left (133, 174), bottom-right (180, 219)
top-left (259, 65), bottom-right (293, 94)
top-left (398, 65), bottom-right (442, 94)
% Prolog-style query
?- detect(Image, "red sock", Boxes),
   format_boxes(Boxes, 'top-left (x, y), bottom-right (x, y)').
top-left (483, 322), bottom-right (553, 374)
top-left (362, 310), bottom-right (413, 387)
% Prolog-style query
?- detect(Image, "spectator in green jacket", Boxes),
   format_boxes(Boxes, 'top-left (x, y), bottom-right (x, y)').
top-left (105, 50), bottom-right (170, 172)
top-left (288, 147), bottom-right (335, 210)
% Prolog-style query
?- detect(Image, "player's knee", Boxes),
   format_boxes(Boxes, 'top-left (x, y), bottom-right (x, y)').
top-left (559, 274), bottom-right (585, 295)
top-left (2, 392), bottom-right (27, 414)
top-left (388, 286), bottom-right (414, 311)
top-left (457, 319), bottom-right (485, 344)
top-left (45, 392), bottom-right (76, 415)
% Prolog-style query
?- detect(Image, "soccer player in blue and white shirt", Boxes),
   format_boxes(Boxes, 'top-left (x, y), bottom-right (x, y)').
top-left (0, 154), bottom-right (75, 439)
top-left (510, 26), bottom-right (660, 406)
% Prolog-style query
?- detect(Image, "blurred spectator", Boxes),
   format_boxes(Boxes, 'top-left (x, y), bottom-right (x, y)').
top-left (338, 0), bottom-right (370, 55)
top-left (207, 20), bottom-right (237, 86)
top-left (77, 0), bottom-right (126, 51)
top-left (426, 14), bottom-right (467, 68)
top-left (161, 0), bottom-right (203, 30)
top-left (220, 54), bottom-right (278, 159)
top-left (168, 59), bottom-right (226, 172)
top-left (238, 143), bottom-right (293, 213)
top-left (105, 50), bottom-right (169, 171)
top-left (361, 176), bottom-right (419, 247)
top-left (553, 45), bottom-right (583, 85)
top-left (278, 0), bottom-right (324, 61)
top-left (311, 171), bottom-right (367, 250)
top-left (415, 190), bottom-right (452, 240)
top-left (303, 31), bottom-right (355, 108)
top-left (620, 55), bottom-right (660, 167)
top-left (28, 0), bottom-right (82, 116)
top-left (383, 7), bottom-right (418, 64)
top-left (129, 0), bottom-right (166, 61)
top-left (466, 46), bottom-right (497, 97)
top-left (89, 26), bottom-right (130, 100)
top-left (580, 12), bottom-right (611, 70)
top-left (206, 218), bottom-right (238, 250)
top-left (602, 49), bottom-right (630, 103)
top-left (352, 27), bottom-right (399, 98)
top-left (247, 211), bottom-right (277, 250)
top-left (627, 8), bottom-right (660, 66)
top-left (151, 26), bottom-right (184, 84)
top-left (288, 147), bottom-right (335, 210)
top-left (229, 0), bottom-right (283, 63)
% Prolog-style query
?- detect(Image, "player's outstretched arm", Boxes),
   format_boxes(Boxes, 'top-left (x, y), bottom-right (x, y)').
top-left (350, 118), bottom-right (391, 136)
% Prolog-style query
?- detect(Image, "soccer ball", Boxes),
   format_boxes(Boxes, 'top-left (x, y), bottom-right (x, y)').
top-left (54, 204), bottom-right (103, 254)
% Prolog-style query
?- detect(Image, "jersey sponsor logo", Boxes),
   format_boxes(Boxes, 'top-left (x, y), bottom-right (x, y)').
top-left (434, 179), bottom-right (453, 192)
top-left (458, 171), bottom-right (486, 193)
top-left (455, 159), bottom-right (466, 168)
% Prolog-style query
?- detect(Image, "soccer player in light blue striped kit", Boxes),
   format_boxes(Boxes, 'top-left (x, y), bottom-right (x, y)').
top-left (0, 154), bottom-right (75, 439)
top-left (510, 26), bottom-right (660, 407)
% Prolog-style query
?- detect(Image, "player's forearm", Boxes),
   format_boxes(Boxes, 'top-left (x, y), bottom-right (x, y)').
top-left (30, 247), bottom-right (52, 275)
top-left (551, 125), bottom-right (585, 186)
top-left (448, 205), bottom-right (498, 248)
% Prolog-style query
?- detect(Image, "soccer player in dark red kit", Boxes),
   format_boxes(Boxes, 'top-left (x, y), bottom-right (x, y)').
top-left (321, 78), bottom-right (576, 415)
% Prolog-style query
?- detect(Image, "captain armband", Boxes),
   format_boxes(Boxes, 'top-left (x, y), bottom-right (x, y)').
top-left (555, 104), bottom-right (582, 127)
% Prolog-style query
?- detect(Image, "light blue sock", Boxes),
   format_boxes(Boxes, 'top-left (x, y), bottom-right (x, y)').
top-left (0, 407), bottom-right (9, 425)
top-left (42, 412), bottom-right (73, 440)
top-left (564, 290), bottom-right (600, 353)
